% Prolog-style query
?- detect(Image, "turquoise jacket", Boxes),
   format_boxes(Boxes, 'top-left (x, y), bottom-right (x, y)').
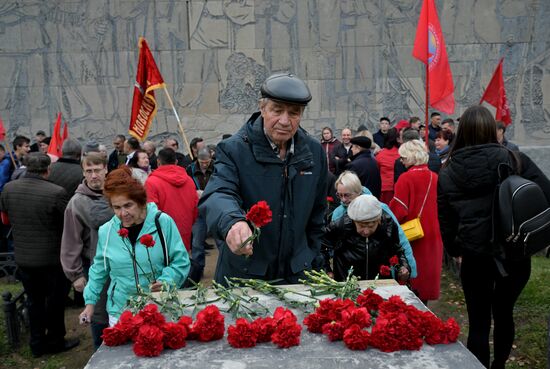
top-left (84, 202), bottom-right (190, 318)
top-left (331, 187), bottom-right (418, 278)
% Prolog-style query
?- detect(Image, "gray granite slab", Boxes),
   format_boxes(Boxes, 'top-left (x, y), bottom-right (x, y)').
top-left (84, 283), bottom-right (484, 369)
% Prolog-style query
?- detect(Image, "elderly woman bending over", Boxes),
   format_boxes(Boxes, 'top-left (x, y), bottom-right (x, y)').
top-left (80, 167), bottom-right (189, 326)
top-left (324, 193), bottom-right (410, 282)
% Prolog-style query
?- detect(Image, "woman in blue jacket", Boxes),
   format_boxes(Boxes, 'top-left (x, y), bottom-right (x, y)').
top-left (80, 167), bottom-right (189, 326)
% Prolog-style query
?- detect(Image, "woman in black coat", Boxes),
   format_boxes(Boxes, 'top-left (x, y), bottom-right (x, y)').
top-left (324, 194), bottom-right (410, 283)
top-left (437, 105), bottom-right (550, 369)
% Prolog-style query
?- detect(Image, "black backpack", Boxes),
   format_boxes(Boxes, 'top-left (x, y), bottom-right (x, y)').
top-left (494, 162), bottom-right (550, 260)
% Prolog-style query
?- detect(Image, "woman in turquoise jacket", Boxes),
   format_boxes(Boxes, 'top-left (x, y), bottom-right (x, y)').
top-left (330, 171), bottom-right (417, 278)
top-left (80, 167), bottom-right (189, 326)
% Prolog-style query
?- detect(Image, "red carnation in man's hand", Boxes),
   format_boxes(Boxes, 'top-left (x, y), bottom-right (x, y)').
top-left (246, 201), bottom-right (273, 228)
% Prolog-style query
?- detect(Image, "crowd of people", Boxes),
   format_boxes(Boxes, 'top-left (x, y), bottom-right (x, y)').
top-left (0, 73), bottom-right (548, 369)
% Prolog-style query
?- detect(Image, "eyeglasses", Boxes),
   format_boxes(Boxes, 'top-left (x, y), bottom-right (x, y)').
top-left (336, 192), bottom-right (353, 199)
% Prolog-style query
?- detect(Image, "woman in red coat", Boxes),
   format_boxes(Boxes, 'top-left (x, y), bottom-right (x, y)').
top-left (375, 128), bottom-right (400, 204)
top-left (389, 139), bottom-right (443, 303)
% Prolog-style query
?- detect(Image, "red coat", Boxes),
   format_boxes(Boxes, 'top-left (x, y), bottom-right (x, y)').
top-left (389, 164), bottom-right (443, 301)
top-left (376, 147), bottom-right (400, 192)
top-left (145, 165), bottom-right (198, 251)
top-left (321, 138), bottom-right (340, 173)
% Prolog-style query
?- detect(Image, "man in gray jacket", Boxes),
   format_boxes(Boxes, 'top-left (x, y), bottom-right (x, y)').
top-left (0, 153), bottom-right (79, 357)
top-left (199, 74), bottom-right (327, 284)
top-left (60, 153), bottom-right (113, 349)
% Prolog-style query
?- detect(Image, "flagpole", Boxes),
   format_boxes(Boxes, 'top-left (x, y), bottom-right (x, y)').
top-left (425, 64), bottom-right (430, 148)
top-left (162, 86), bottom-right (193, 159)
top-left (424, 2), bottom-right (430, 150)
top-left (2, 140), bottom-right (17, 169)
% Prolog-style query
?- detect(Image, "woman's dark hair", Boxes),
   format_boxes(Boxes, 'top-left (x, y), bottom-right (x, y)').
top-left (448, 105), bottom-right (498, 156)
top-left (127, 149), bottom-right (147, 168)
top-left (103, 166), bottom-right (147, 207)
top-left (383, 127), bottom-right (399, 149)
top-left (435, 130), bottom-right (453, 142)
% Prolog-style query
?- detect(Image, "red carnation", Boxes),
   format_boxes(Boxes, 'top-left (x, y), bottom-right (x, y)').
top-left (322, 321), bottom-right (345, 341)
top-left (303, 313), bottom-right (330, 333)
top-left (133, 324), bottom-right (165, 357)
top-left (389, 255), bottom-right (399, 266)
top-left (139, 233), bottom-right (156, 248)
top-left (356, 289), bottom-right (384, 312)
top-left (341, 307), bottom-right (372, 329)
top-left (423, 314), bottom-right (447, 345)
top-left (118, 228), bottom-right (129, 238)
top-left (138, 304), bottom-right (166, 327)
top-left (327, 196), bottom-right (334, 203)
top-left (116, 310), bottom-right (141, 341)
top-left (271, 317), bottom-right (301, 348)
top-left (445, 318), bottom-right (460, 343)
top-left (315, 298), bottom-right (355, 322)
top-left (370, 313), bottom-right (423, 352)
top-left (252, 317), bottom-right (276, 343)
top-left (177, 315), bottom-right (197, 340)
top-left (273, 306), bottom-right (297, 325)
top-left (245, 201), bottom-right (273, 228)
top-left (379, 295), bottom-right (408, 315)
top-left (192, 305), bottom-right (225, 342)
top-left (379, 265), bottom-right (391, 277)
top-left (162, 322), bottom-right (187, 349)
top-left (227, 318), bottom-right (258, 348)
top-left (102, 326), bottom-right (128, 346)
top-left (343, 324), bottom-right (370, 350)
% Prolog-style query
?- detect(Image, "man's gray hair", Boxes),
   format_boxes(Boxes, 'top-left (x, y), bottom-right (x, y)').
top-left (26, 153), bottom-right (51, 174)
top-left (62, 139), bottom-right (82, 159)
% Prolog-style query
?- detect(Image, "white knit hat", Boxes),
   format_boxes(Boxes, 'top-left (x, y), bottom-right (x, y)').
top-left (347, 194), bottom-right (382, 222)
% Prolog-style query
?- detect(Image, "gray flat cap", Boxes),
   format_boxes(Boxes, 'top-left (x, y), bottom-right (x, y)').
top-left (260, 73), bottom-right (312, 105)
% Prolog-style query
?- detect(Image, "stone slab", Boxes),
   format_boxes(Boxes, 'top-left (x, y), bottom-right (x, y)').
top-left (84, 281), bottom-right (484, 369)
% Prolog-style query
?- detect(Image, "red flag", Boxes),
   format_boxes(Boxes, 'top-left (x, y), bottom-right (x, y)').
top-left (47, 113), bottom-right (63, 158)
top-left (480, 58), bottom-right (511, 125)
top-left (0, 116), bottom-right (6, 141)
top-left (62, 122), bottom-right (69, 141)
top-left (412, 0), bottom-right (455, 114)
top-left (129, 37), bottom-right (165, 141)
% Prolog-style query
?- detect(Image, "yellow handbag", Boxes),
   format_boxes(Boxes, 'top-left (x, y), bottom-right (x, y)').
top-left (401, 217), bottom-right (424, 241)
top-left (400, 172), bottom-right (432, 242)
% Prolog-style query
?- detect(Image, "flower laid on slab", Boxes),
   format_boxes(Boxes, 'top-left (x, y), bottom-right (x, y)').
top-left (227, 307), bottom-right (301, 349)
top-left (239, 200), bottom-right (273, 250)
top-left (303, 290), bottom-right (460, 352)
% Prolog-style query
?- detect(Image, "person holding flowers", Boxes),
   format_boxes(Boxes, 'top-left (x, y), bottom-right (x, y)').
top-left (325, 194), bottom-right (410, 282)
top-left (199, 73), bottom-right (327, 284)
top-left (79, 167), bottom-right (189, 326)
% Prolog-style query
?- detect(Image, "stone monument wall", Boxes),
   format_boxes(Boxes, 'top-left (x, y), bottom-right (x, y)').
top-left (1, 0), bottom-right (549, 171)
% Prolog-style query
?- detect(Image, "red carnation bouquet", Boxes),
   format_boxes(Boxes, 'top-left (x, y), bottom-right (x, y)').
top-left (240, 201), bottom-right (273, 250)
top-left (117, 228), bottom-right (158, 285)
top-left (378, 255), bottom-right (401, 280)
top-left (302, 290), bottom-right (460, 352)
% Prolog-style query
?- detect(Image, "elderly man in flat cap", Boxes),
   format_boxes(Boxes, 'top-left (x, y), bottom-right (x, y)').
top-left (199, 73), bottom-right (328, 284)
top-left (345, 136), bottom-right (382, 199)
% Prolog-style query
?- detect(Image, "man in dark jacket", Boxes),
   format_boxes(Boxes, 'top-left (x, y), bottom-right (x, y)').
top-left (373, 117), bottom-right (390, 148)
top-left (60, 153), bottom-right (112, 350)
top-left (345, 136), bottom-right (382, 199)
top-left (0, 153), bottom-right (79, 357)
top-left (48, 139), bottom-right (83, 198)
top-left (107, 135), bottom-right (126, 172)
top-left (186, 147), bottom-right (216, 282)
top-left (332, 128), bottom-right (352, 175)
top-left (199, 73), bottom-right (328, 284)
